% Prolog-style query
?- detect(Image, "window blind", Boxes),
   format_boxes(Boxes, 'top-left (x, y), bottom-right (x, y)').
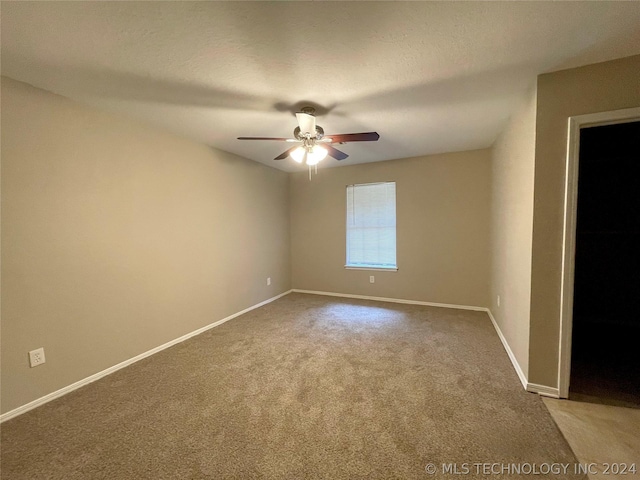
top-left (346, 182), bottom-right (397, 269)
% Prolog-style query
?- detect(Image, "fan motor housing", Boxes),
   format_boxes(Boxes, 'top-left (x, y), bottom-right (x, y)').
top-left (294, 125), bottom-right (324, 140)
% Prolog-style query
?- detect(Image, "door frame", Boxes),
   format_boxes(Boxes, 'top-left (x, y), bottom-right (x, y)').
top-left (558, 106), bottom-right (640, 399)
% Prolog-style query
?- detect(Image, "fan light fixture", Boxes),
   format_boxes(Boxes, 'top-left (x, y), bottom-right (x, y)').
top-left (290, 145), bottom-right (328, 165)
top-left (236, 105), bottom-right (380, 180)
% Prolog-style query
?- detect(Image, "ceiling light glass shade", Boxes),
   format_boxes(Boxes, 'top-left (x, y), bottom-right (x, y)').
top-left (306, 146), bottom-right (328, 165)
top-left (290, 146), bottom-right (305, 163)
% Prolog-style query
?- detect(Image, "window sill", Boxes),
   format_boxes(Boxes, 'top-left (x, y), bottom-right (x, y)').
top-left (344, 265), bottom-right (398, 272)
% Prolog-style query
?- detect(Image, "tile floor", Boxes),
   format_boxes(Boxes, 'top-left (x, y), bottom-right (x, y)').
top-left (543, 397), bottom-right (640, 480)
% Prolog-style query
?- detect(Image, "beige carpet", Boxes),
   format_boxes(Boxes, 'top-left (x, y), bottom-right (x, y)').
top-left (1, 293), bottom-right (584, 479)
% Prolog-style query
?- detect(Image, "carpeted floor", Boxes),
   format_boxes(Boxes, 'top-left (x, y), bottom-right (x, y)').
top-left (1, 293), bottom-right (585, 479)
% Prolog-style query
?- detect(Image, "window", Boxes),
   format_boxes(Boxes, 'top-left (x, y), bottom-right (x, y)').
top-left (346, 182), bottom-right (397, 270)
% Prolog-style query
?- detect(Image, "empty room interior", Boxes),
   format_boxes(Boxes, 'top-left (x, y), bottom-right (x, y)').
top-left (1, 2), bottom-right (639, 479)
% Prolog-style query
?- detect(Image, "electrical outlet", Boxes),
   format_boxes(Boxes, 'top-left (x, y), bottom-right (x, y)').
top-left (497, 295), bottom-right (501, 307)
top-left (29, 347), bottom-right (46, 368)
top-left (267, 277), bottom-right (271, 286)
top-left (369, 275), bottom-right (375, 284)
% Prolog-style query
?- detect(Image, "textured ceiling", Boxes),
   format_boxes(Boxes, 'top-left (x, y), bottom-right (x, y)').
top-left (2, 2), bottom-right (640, 172)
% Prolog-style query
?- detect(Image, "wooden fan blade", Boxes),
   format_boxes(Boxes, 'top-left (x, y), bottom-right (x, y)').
top-left (323, 144), bottom-right (349, 161)
top-left (324, 132), bottom-right (380, 143)
top-left (237, 137), bottom-right (293, 141)
top-left (274, 146), bottom-right (299, 160)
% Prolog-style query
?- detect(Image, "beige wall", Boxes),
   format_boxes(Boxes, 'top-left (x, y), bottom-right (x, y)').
top-left (1, 78), bottom-right (291, 413)
top-left (529, 54), bottom-right (640, 387)
top-left (489, 87), bottom-right (537, 378)
top-left (8, 54), bottom-right (636, 414)
top-left (290, 150), bottom-right (491, 308)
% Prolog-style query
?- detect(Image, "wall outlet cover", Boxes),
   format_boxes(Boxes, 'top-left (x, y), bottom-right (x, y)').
top-left (29, 347), bottom-right (46, 367)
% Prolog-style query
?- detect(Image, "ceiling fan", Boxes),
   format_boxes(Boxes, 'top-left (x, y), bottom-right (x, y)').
top-left (237, 107), bottom-right (380, 167)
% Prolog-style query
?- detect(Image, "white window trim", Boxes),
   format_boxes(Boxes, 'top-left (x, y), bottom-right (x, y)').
top-left (346, 181), bottom-right (397, 270)
top-left (344, 265), bottom-right (398, 271)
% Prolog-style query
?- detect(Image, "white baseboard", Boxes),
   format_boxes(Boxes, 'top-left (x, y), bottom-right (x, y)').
top-left (3, 289), bottom-right (557, 422)
top-left (484, 309), bottom-right (529, 390)
top-left (486, 309), bottom-right (560, 397)
top-left (291, 289), bottom-right (487, 311)
top-left (484, 310), bottom-right (559, 397)
top-left (0, 289), bottom-right (293, 423)
top-left (527, 383), bottom-right (560, 398)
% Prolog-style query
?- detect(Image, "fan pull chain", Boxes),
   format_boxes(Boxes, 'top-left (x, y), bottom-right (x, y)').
top-left (307, 163), bottom-right (320, 181)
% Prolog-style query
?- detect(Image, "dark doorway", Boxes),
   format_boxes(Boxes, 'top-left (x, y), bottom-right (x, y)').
top-left (570, 120), bottom-right (640, 407)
